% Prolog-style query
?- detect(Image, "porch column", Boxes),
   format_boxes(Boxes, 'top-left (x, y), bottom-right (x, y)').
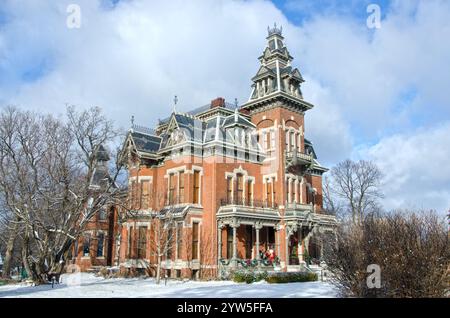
top-left (254, 222), bottom-right (262, 261)
top-left (231, 220), bottom-right (239, 267)
top-left (217, 222), bottom-right (224, 261)
top-left (285, 231), bottom-right (290, 267)
top-left (275, 225), bottom-right (281, 262)
top-left (298, 227), bottom-right (304, 264)
top-left (319, 237), bottom-right (324, 262)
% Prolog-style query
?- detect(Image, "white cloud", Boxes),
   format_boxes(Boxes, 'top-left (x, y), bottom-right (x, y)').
top-left (359, 122), bottom-right (450, 214)
top-left (290, 0), bottom-right (450, 137)
top-left (0, 0), bottom-right (450, 213)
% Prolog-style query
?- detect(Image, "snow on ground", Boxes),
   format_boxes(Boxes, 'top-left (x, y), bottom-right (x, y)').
top-left (0, 273), bottom-right (338, 298)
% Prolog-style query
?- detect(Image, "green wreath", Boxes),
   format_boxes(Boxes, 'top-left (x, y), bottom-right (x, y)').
top-left (262, 259), bottom-right (272, 266)
top-left (238, 259), bottom-right (248, 268)
top-left (219, 258), bottom-right (230, 266)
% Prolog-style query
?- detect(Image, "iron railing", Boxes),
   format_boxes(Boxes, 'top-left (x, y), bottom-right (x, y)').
top-left (220, 197), bottom-right (278, 209)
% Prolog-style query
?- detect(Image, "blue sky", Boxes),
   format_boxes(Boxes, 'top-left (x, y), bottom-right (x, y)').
top-left (0, 0), bottom-right (449, 213)
top-left (273, 0), bottom-right (390, 25)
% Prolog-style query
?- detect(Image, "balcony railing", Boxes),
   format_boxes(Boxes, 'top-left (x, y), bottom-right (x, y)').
top-left (285, 151), bottom-right (313, 163)
top-left (220, 197), bottom-right (278, 209)
top-left (285, 151), bottom-right (314, 175)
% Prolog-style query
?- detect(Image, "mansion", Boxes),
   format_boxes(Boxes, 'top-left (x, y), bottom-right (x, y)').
top-left (72, 25), bottom-right (337, 279)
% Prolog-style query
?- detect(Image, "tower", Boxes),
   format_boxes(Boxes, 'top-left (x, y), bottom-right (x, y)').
top-left (242, 24), bottom-right (326, 212)
top-left (244, 23), bottom-right (308, 107)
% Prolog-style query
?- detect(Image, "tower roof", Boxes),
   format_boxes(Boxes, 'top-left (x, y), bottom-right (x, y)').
top-left (242, 25), bottom-right (312, 113)
top-left (267, 23), bottom-right (283, 38)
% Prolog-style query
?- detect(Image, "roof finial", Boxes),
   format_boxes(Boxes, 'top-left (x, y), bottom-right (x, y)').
top-left (131, 115), bottom-right (135, 126)
top-left (268, 23), bottom-right (283, 36)
top-left (173, 95), bottom-right (178, 113)
top-left (234, 98), bottom-right (238, 108)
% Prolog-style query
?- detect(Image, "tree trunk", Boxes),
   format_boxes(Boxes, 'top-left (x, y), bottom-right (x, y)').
top-left (21, 235), bottom-right (34, 281)
top-left (156, 255), bottom-right (161, 284)
top-left (1, 221), bottom-right (19, 279)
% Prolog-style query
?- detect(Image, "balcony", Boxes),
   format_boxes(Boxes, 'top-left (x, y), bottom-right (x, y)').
top-left (285, 150), bottom-right (314, 175)
top-left (220, 197), bottom-right (278, 209)
top-left (217, 197), bottom-right (280, 221)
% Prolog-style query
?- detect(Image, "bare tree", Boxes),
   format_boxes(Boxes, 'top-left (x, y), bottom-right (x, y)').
top-left (330, 159), bottom-right (383, 223)
top-left (149, 206), bottom-right (177, 284)
top-left (323, 210), bottom-right (450, 298)
top-left (322, 176), bottom-right (342, 217)
top-left (0, 106), bottom-right (125, 283)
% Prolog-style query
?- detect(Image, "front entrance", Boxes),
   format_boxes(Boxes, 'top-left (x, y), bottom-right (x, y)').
top-left (245, 225), bottom-right (253, 259)
top-left (288, 232), bottom-right (300, 265)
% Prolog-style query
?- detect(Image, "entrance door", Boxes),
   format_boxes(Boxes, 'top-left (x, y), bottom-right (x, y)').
top-left (245, 225), bottom-right (253, 259)
top-left (288, 233), bottom-right (299, 265)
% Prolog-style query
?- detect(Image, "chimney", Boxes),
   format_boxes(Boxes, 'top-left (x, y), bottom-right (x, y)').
top-left (210, 97), bottom-right (225, 108)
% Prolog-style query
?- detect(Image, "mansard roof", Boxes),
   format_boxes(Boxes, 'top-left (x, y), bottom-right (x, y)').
top-left (130, 131), bottom-right (161, 153)
top-left (127, 103), bottom-right (260, 157)
top-left (304, 138), bottom-right (317, 159)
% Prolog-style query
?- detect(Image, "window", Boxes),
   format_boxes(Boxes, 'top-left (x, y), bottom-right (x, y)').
top-left (83, 234), bottom-right (91, 257)
top-left (167, 228), bottom-right (173, 259)
top-left (137, 227), bottom-right (147, 259)
top-left (192, 222), bottom-right (199, 260)
top-left (141, 180), bottom-right (150, 209)
top-left (176, 223), bottom-right (183, 259)
top-left (270, 130), bottom-right (276, 149)
top-left (127, 226), bottom-right (133, 259)
top-left (272, 177), bottom-right (276, 205)
top-left (99, 208), bottom-right (107, 221)
top-left (285, 131), bottom-right (289, 150)
top-left (73, 240), bottom-right (78, 259)
top-left (277, 39), bottom-right (283, 49)
top-left (178, 172), bottom-right (185, 204)
top-left (226, 176), bottom-right (233, 204)
top-left (236, 174), bottom-right (244, 204)
top-left (193, 171), bottom-right (200, 204)
top-left (97, 233), bottom-right (104, 257)
top-left (266, 180), bottom-right (272, 208)
top-left (263, 131), bottom-right (269, 150)
top-left (269, 39), bottom-right (275, 50)
top-left (286, 180), bottom-right (290, 203)
top-left (226, 227), bottom-right (233, 259)
top-left (169, 173), bottom-right (176, 205)
top-left (247, 180), bottom-right (253, 206)
top-left (290, 131), bottom-right (295, 152)
top-left (131, 180), bottom-right (137, 208)
top-left (291, 180), bottom-right (296, 203)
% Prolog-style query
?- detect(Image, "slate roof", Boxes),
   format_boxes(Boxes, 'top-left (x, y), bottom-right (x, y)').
top-left (131, 131), bottom-right (161, 153)
top-left (304, 138), bottom-right (317, 159)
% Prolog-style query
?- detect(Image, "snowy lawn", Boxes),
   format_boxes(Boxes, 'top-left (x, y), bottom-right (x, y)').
top-left (0, 273), bottom-right (338, 298)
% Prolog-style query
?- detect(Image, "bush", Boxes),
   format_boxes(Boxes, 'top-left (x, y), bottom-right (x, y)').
top-left (265, 272), bottom-right (318, 284)
top-left (231, 270), bottom-right (317, 284)
top-left (231, 270), bottom-right (268, 284)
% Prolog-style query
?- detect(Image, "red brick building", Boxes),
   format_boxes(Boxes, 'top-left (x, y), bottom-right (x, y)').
top-left (75, 25), bottom-right (337, 279)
